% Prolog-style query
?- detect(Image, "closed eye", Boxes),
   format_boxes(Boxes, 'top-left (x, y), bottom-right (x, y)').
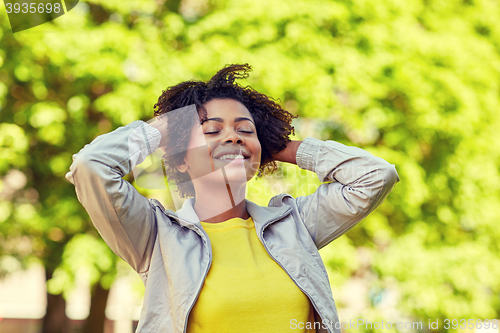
top-left (204, 130), bottom-right (253, 135)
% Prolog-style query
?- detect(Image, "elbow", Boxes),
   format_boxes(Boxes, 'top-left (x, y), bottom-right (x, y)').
top-left (68, 150), bottom-right (104, 184)
top-left (388, 164), bottom-right (400, 184)
top-left (380, 164), bottom-right (400, 191)
top-left (344, 164), bottom-right (399, 218)
top-left (70, 151), bottom-right (92, 175)
top-left (357, 164), bottom-right (399, 216)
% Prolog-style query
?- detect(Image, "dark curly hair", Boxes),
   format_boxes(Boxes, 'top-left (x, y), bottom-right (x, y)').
top-left (153, 63), bottom-right (297, 198)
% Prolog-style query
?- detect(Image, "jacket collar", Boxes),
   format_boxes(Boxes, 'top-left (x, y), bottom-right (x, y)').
top-left (168, 198), bottom-right (292, 231)
top-left (245, 199), bottom-right (292, 232)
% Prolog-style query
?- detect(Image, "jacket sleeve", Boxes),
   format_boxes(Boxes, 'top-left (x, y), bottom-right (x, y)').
top-left (293, 137), bottom-right (400, 250)
top-left (65, 120), bottom-right (162, 273)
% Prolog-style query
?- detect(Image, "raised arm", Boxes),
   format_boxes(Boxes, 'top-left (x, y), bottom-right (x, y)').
top-left (66, 121), bottom-right (162, 273)
top-left (274, 137), bottom-right (400, 250)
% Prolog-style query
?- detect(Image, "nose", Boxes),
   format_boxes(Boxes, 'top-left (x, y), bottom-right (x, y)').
top-left (222, 129), bottom-right (244, 145)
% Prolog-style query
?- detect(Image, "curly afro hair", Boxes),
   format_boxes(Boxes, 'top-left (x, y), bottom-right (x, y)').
top-left (153, 63), bottom-right (297, 198)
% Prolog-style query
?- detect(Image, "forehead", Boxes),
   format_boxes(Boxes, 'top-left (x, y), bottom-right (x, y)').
top-left (203, 98), bottom-right (253, 121)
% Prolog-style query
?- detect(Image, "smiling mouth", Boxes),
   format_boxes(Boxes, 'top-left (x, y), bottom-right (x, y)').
top-left (214, 154), bottom-right (249, 161)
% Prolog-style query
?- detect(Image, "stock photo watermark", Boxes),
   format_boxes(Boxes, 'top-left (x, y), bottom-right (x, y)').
top-left (290, 318), bottom-right (499, 331)
top-left (3, 0), bottom-right (79, 32)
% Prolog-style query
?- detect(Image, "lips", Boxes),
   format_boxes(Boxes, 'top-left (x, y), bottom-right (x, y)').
top-left (213, 149), bottom-right (250, 160)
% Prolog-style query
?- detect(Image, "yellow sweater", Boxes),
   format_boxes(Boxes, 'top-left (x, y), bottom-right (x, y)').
top-left (187, 217), bottom-right (316, 333)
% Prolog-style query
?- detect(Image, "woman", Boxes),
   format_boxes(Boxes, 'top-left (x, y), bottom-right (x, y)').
top-left (66, 64), bottom-right (400, 333)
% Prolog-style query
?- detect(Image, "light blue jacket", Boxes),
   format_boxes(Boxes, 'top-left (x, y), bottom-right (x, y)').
top-left (66, 120), bottom-right (399, 333)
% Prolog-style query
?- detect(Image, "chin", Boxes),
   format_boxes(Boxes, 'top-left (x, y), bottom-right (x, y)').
top-left (222, 171), bottom-right (247, 183)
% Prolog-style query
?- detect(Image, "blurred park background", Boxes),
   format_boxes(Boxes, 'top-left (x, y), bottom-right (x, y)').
top-left (1, 0), bottom-right (500, 332)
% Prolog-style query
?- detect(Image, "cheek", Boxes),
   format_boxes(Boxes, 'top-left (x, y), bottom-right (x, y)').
top-left (251, 140), bottom-right (262, 159)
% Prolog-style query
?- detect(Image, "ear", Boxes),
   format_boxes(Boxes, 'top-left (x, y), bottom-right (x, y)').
top-left (177, 162), bottom-right (189, 173)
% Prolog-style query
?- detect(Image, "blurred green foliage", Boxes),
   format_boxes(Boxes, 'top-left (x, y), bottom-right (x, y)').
top-left (1, 0), bottom-right (500, 330)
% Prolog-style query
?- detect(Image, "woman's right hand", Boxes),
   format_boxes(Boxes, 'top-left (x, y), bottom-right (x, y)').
top-left (148, 113), bottom-right (169, 149)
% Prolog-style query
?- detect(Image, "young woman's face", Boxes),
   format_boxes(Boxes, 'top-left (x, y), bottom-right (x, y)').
top-left (178, 98), bottom-right (262, 185)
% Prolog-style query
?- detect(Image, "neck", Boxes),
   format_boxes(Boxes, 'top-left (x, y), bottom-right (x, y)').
top-left (191, 169), bottom-right (248, 223)
top-left (197, 198), bottom-right (249, 223)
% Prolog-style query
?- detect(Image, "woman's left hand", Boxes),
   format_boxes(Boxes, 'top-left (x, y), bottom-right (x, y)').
top-left (271, 140), bottom-right (302, 165)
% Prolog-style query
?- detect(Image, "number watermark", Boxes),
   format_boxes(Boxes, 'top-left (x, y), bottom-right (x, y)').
top-left (290, 318), bottom-right (499, 331)
top-left (5, 2), bottom-right (62, 14)
top-left (3, 0), bottom-right (80, 32)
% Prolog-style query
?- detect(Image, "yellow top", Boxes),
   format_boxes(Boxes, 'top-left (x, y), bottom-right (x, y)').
top-left (186, 216), bottom-right (316, 333)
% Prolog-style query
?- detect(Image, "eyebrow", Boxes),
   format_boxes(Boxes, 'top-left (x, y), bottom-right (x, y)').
top-left (200, 117), bottom-right (255, 125)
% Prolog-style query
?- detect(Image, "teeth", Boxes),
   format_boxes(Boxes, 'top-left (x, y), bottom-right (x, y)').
top-left (217, 154), bottom-right (246, 160)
